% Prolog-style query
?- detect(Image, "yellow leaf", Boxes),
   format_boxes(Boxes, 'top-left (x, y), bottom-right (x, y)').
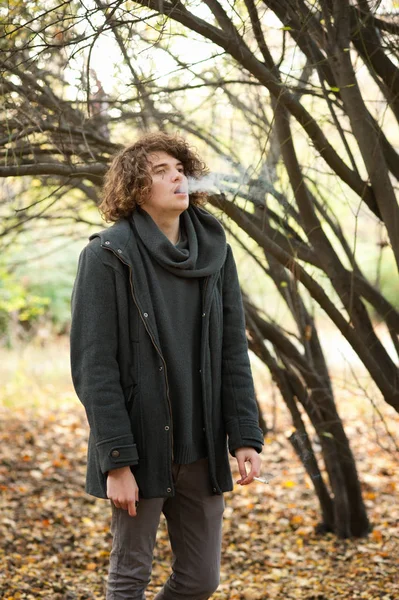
top-left (290, 515), bottom-right (304, 524)
top-left (284, 480), bottom-right (296, 488)
top-left (372, 529), bottom-right (383, 542)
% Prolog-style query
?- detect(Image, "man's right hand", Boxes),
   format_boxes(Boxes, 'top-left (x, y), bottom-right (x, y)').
top-left (106, 466), bottom-right (139, 517)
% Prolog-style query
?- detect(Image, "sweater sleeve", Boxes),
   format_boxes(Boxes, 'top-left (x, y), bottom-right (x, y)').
top-left (221, 245), bottom-right (264, 455)
top-left (70, 244), bottom-right (139, 474)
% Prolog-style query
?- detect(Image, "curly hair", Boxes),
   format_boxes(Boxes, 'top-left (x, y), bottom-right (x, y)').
top-left (99, 132), bottom-right (208, 222)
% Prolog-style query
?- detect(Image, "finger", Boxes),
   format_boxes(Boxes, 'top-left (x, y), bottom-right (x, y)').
top-left (236, 456), bottom-right (248, 484)
top-left (239, 457), bottom-right (248, 479)
top-left (127, 499), bottom-right (137, 517)
top-left (112, 499), bottom-right (121, 509)
top-left (241, 465), bottom-right (256, 485)
top-left (241, 458), bottom-right (261, 485)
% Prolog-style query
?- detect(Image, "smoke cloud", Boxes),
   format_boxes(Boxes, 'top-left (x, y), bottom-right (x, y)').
top-left (187, 170), bottom-right (252, 194)
top-left (187, 173), bottom-right (227, 193)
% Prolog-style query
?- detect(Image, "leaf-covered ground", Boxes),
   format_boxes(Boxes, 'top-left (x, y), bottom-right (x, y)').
top-left (0, 397), bottom-right (398, 600)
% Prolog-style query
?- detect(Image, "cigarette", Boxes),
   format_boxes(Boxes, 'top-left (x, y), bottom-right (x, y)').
top-left (254, 475), bottom-right (274, 484)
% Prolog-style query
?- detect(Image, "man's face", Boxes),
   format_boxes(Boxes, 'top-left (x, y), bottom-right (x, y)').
top-left (142, 151), bottom-right (189, 219)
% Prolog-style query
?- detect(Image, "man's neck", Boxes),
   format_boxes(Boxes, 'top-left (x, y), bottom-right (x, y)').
top-left (142, 208), bottom-right (181, 245)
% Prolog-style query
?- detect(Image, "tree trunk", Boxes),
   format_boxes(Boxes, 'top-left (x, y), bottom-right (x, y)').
top-left (245, 300), bottom-right (370, 537)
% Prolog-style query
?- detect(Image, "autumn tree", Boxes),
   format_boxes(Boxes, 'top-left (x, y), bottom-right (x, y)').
top-left (1, 0), bottom-right (399, 537)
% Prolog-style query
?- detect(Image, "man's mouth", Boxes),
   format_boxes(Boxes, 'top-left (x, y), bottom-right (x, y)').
top-left (174, 188), bottom-right (187, 195)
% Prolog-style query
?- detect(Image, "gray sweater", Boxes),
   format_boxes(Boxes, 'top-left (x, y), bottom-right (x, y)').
top-left (133, 209), bottom-right (206, 463)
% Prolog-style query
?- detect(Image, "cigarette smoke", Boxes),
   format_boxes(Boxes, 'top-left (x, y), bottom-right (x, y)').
top-left (187, 173), bottom-right (227, 193)
top-left (187, 170), bottom-right (252, 194)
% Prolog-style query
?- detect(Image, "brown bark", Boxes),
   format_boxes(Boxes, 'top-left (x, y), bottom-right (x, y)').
top-left (133, 0), bottom-right (381, 219)
top-left (328, 0), bottom-right (399, 270)
top-left (246, 315), bottom-right (336, 533)
top-left (350, 4), bottom-right (399, 123)
top-left (268, 87), bottom-right (399, 391)
top-left (245, 300), bottom-right (370, 537)
top-left (209, 194), bottom-right (399, 411)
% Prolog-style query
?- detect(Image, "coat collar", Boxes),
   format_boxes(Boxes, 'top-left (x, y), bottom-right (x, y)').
top-left (89, 218), bottom-right (135, 266)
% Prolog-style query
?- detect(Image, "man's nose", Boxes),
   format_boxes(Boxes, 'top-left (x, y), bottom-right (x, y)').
top-left (172, 169), bottom-right (183, 181)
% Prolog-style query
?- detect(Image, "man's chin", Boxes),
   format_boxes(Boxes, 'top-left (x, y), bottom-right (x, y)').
top-left (172, 195), bottom-right (189, 208)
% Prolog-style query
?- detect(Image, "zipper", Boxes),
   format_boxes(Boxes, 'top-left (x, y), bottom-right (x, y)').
top-left (103, 246), bottom-right (174, 463)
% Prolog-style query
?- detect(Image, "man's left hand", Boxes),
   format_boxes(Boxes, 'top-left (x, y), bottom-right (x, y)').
top-left (235, 447), bottom-right (261, 485)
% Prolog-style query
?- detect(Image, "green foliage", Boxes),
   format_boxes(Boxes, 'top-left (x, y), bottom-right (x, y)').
top-left (0, 268), bottom-right (50, 337)
top-left (12, 238), bottom-right (85, 332)
top-left (26, 268), bottom-right (75, 331)
top-left (0, 235), bottom-right (87, 343)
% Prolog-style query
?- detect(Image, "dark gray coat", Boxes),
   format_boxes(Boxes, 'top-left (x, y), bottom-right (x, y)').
top-left (70, 216), bottom-right (263, 499)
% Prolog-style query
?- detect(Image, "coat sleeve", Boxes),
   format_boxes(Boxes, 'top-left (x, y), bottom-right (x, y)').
top-left (70, 244), bottom-right (139, 474)
top-left (221, 245), bottom-right (264, 455)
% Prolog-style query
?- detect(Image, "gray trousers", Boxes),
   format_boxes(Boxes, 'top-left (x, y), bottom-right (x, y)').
top-left (106, 458), bottom-right (225, 600)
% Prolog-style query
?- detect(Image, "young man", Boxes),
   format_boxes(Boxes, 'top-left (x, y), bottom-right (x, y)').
top-left (70, 132), bottom-right (264, 600)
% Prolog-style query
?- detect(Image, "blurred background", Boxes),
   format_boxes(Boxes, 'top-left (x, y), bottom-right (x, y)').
top-left (1, 1), bottom-right (399, 598)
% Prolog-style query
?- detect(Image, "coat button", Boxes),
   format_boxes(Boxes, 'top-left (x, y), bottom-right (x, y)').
top-left (167, 487), bottom-right (172, 493)
top-left (143, 312), bottom-right (148, 318)
top-left (165, 425), bottom-right (170, 431)
top-left (117, 248), bottom-right (122, 254)
top-left (199, 369), bottom-right (202, 373)
top-left (111, 450), bottom-right (120, 458)
top-left (202, 312), bottom-right (206, 317)
top-left (159, 365), bottom-right (163, 371)
top-left (213, 487), bottom-right (217, 493)
top-left (104, 241), bottom-right (110, 245)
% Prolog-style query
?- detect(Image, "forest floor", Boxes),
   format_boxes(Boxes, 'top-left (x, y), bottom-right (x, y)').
top-left (0, 339), bottom-right (398, 600)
